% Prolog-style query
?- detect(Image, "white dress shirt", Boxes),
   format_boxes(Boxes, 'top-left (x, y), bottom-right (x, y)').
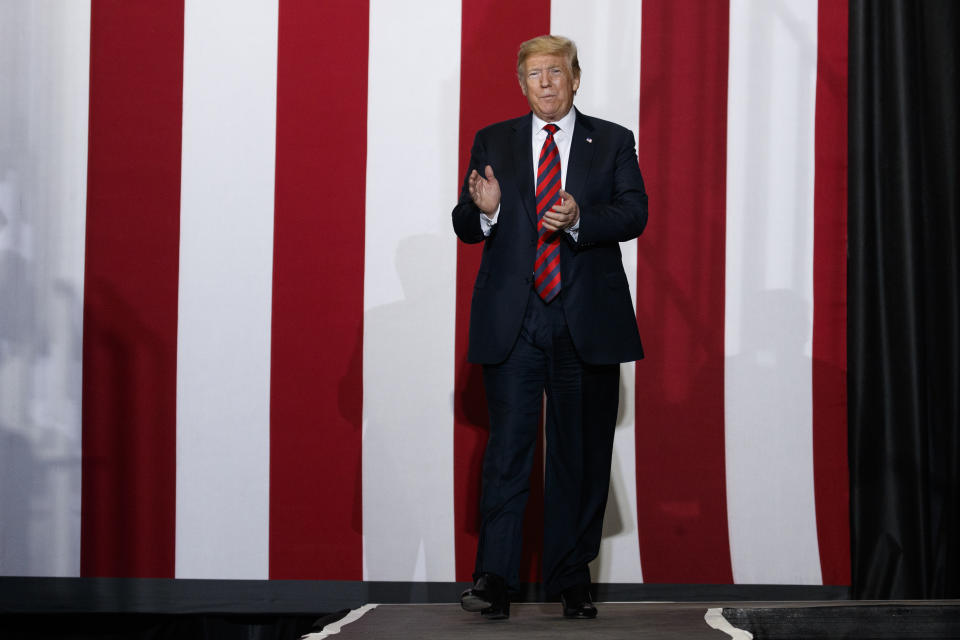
top-left (480, 107), bottom-right (580, 240)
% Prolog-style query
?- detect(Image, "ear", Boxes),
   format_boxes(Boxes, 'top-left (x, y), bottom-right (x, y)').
top-left (572, 76), bottom-right (580, 93)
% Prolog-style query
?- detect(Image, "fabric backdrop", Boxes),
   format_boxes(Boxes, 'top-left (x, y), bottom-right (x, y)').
top-left (849, 0), bottom-right (960, 599)
top-left (0, 0), bottom-right (849, 587)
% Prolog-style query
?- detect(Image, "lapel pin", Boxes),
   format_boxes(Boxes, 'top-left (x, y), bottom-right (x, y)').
top-left (586, 137), bottom-right (593, 143)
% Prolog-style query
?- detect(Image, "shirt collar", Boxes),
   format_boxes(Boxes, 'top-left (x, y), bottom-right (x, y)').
top-left (532, 107), bottom-right (577, 136)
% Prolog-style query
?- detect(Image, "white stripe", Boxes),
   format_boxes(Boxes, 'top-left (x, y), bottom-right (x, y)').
top-left (705, 608), bottom-right (755, 640)
top-left (0, 0), bottom-right (90, 577)
top-left (362, 0), bottom-right (461, 581)
top-left (724, 0), bottom-right (822, 584)
top-left (552, 0), bottom-right (645, 584)
top-left (302, 604), bottom-right (378, 639)
top-left (176, 0), bottom-right (278, 579)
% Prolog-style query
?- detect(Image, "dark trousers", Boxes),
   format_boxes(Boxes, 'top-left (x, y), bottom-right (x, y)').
top-left (474, 288), bottom-right (620, 596)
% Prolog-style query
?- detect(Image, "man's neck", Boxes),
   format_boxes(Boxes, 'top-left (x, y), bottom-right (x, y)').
top-left (533, 107), bottom-right (576, 130)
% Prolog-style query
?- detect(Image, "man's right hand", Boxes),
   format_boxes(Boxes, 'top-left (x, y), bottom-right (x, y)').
top-left (468, 165), bottom-right (501, 216)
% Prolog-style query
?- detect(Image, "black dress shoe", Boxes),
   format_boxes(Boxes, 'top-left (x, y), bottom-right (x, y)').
top-left (560, 584), bottom-right (597, 619)
top-left (460, 573), bottom-right (510, 620)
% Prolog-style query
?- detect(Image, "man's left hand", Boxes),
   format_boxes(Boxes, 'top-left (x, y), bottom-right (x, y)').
top-left (541, 190), bottom-right (580, 232)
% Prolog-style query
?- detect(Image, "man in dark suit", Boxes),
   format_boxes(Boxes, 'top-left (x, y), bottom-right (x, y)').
top-left (453, 35), bottom-right (647, 620)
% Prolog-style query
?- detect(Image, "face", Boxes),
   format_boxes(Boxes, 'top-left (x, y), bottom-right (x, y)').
top-left (521, 53), bottom-right (579, 122)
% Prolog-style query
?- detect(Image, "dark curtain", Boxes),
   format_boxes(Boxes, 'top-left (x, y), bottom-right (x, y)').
top-left (849, 0), bottom-right (960, 599)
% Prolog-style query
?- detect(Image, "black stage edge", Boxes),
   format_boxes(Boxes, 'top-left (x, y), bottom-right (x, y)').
top-left (0, 614), bottom-right (320, 640)
top-left (0, 577), bottom-right (848, 614)
top-left (724, 603), bottom-right (960, 639)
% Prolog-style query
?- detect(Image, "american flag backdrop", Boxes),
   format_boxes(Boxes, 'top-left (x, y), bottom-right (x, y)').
top-left (0, 0), bottom-right (848, 587)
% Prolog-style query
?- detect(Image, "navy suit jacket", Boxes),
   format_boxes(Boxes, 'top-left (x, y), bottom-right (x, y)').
top-left (453, 109), bottom-right (647, 365)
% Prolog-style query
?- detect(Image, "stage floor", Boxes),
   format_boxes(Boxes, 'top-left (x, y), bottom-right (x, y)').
top-left (1, 600), bottom-right (957, 639)
top-left (312, 602), bottom-right (728, 639)
top-left (310, 601), bottom-right (960, 640)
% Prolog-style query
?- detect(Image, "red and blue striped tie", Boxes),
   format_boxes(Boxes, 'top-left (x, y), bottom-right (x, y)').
top-left (534, 123), bottom-right (562, 302)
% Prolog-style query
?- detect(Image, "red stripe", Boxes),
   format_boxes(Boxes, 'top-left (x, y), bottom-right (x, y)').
top-left (81, 0), bottom-right (184, 578)
top-left (269, 0), bottom-right (369, 579)
top-left (535, 256), bottom-right (560, 289)
top-left (536, 165), bottom-right (559, 195)
top-left (540, 182), bottom-right (561, 208)
top-left (812, 0), bottom-right (851, 586)
top-left (455, 0), bottom-right (550, 582)
top-left (537, 172), bottom-right (561, 203)
top-left (635, 0), bottom-right (734, 583)
top-left (534, 241), bottom-right (559, 272)
top-left (539, 272), bottom-right (561, 299)
top-left (537, 148), bottom-right (559, 177)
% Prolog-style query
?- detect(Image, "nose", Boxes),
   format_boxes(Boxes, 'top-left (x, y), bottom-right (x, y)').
top-left (540, 73), bottom-right (551, 87)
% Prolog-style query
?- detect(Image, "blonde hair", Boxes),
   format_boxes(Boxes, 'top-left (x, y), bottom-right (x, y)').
top-left (517, 35), bottom-right (581, 85)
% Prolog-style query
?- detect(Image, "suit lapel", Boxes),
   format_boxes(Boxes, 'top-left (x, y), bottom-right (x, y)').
top-left (512, 110), bottom-right (594, 229)
top-left (565, 109), bottom-right (595, 202)
top-left (511, 116), bottom-right (537, 229)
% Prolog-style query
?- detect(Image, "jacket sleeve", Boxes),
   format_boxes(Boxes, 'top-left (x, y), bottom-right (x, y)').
top-left (575, 128), bottom-right (648, 247)
top-left (452, 131), bottom-right (491, 245)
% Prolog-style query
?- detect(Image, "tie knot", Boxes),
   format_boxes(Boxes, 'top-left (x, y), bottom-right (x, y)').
top-left (543, 123), bottom-right (559, 136)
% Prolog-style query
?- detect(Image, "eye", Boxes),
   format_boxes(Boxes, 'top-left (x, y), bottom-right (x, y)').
top-left (549, 68), bottom-right (562, 76)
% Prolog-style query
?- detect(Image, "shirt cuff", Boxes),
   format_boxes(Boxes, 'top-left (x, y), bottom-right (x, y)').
top-left (480, 205), bottom-right (500, 237)
top-left (565, 216), bottom-right (580, 241)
